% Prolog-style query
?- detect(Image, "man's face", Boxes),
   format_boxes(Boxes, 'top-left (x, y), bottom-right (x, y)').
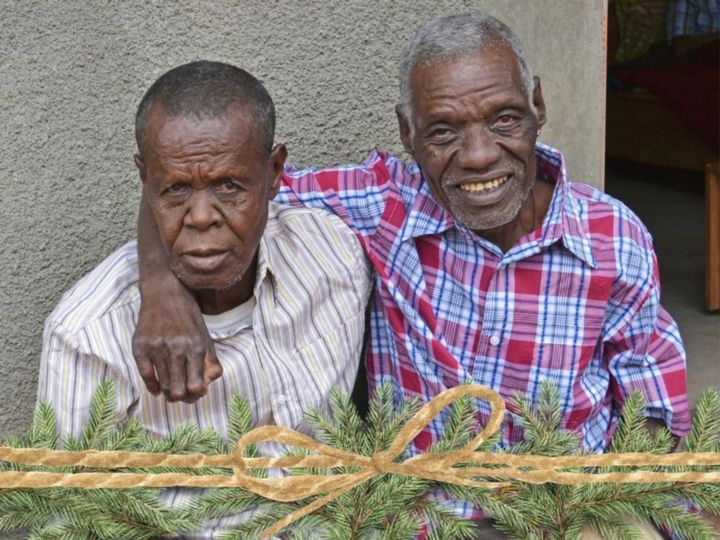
top-left (136, 105), bottom-right (285, 309)
top-left (398, 47), bottom-right (546, 232)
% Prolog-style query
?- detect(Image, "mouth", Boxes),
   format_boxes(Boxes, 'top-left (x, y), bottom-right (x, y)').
top-left (450, 174), bottom-right (514, 207)
top-left (181, 249), bottom-right (230, 272)
top-left (458, 175), bottom-right (510, 193)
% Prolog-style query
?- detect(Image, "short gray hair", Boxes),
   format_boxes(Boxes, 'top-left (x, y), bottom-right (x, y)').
top-left (398, 13), bottom-right (534, 118)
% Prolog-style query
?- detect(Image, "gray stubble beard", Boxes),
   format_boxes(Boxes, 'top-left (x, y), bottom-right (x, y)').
top-left (441, 165), bottom-right (532, 232)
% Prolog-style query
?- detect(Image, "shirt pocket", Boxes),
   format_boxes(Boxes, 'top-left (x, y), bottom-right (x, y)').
top-left (289, 311), bottom-right (366, 412)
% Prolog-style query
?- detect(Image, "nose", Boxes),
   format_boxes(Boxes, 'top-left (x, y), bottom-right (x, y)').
top-left (184, 190), bottom-right (222, 231)
top-left (455, 124), bottom-right (502, 171)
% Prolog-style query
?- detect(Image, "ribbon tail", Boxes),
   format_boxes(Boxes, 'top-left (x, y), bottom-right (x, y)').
top-left (259, 470), bottom-right (374, 538)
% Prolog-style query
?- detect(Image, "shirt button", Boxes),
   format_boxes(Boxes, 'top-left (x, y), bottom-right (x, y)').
top-left (489, 335), bottom-right (501, 346)
top-left (276, 394), bottom-right (287, 405)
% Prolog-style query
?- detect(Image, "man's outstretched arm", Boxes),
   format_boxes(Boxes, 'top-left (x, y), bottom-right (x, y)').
top-left (132, 191), bottom-right (222, 403)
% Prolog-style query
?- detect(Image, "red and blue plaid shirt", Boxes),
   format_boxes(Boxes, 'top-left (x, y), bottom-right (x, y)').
top-left (277, 144), bottom-right (690, 455)
top-left (667, 0), bottom-right (720, 40)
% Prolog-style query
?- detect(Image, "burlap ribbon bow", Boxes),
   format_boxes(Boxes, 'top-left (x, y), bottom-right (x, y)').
top-left (1, 384), bottom-right (720, 538)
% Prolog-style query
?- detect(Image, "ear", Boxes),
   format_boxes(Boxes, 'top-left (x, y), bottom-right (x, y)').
top-left (267, 143), bottom-right (288, 199)
top-left (395, 104), bottom-right (414, 154)
top-left (532, 76), bottom-right (547, 129)
top-left (134, 153), bottom-right (147, 184)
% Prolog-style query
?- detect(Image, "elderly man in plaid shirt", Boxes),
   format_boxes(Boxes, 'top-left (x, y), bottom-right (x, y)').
top-left (133, 12), bottom-right (690, 538)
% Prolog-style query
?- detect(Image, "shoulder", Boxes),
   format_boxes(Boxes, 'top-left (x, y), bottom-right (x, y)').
top-left (277, 151), bottom-right (424, 237)
top-left (267, 202), bottom-right (369, 261)
top-left (45, 240), bottom-right (140, 335)
top-left (568, 182), bottom-right (653, 246)
top-left (567, 182), bottom-right (656, 283)
top-left (283, 150), bottom-right (417, 190)
top-left (265, 203), bottom-right (371, 279)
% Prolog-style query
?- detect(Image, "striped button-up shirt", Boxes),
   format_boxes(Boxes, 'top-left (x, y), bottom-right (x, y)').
top-left (277, 144), bottom-right (690, 456)
top-left (37, 202), bottom-right (372, 538)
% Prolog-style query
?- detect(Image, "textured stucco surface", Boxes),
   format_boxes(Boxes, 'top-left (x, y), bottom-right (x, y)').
top-left (0, 0), bottom-right (607, 437)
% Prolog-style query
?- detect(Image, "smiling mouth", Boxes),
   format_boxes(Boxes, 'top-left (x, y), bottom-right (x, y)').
top-left (458, 175), bottom-right (510, 193)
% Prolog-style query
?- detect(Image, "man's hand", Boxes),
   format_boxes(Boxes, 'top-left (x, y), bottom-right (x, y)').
top-left (132, 279), bottom-right (223, 402)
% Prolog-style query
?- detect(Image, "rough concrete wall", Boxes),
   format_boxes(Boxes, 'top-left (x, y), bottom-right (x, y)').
top-left (0, 0), bottom-right (607, 437)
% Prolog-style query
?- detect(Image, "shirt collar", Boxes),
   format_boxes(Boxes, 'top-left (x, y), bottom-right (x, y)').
top-left (534, 144), bottom-right (596, 268)
top-left (255, 202), bottom-right (282, 290)
top-left (401, 161), bottom-right (456, 241)
top-left (401, 144), bottom-right (596, 268)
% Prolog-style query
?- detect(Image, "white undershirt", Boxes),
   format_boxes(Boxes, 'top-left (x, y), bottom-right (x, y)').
top-left (202, 296), bottom-right (255, 335)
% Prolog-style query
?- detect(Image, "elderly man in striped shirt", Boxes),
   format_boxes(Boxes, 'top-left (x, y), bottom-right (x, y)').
top-left (131, 13), bottom-right (690, 539)
top-left (37, 61), bottom-right (371, 538)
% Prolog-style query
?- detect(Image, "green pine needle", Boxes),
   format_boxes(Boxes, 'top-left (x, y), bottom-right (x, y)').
top-left (26, 401), bottom-right (59, 450)
top-left (80, 380), bottom-right (117, 451)
top-left (686, 388), bottom-right (720, 453)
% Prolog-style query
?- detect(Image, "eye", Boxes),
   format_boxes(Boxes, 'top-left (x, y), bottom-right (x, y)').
top-left (162, 182), bottom-right (190, 196)
top-left (426, 127), bottom-right (455, 144)
top-left (215, 178), bottom-right (243, 194)
top-left (492, 115), bottom-right (519, 130)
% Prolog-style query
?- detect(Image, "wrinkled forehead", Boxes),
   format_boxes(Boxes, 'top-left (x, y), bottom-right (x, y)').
top-left (143, 103), bottom-right (261, 156)
top-left (406, 46), bottom-right (530, 118)
top-left (411, 46), bottom-right (525, 91)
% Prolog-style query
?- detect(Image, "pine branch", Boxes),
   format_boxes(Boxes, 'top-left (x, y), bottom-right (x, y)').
top-left (225, 393), bottom-right (256, 455)
top-left (509, 382), bottom-right (581, 456)
top-left (26, 401), bottom-right (59, 450)
top-left (681, 483), bottom-right (720, 515)
top-left (27, 523), bottom-right (88, 540)
top-left (189, 488), bottom-right (270, 523)
top-left (422, 503), bottom-right (478, 540)
top-left (609, 391), bottom-right (652, 454)
top-left (304, 394), bottom-right (358, 453)
top-left (217, 503), bottom-right (336, 540)
top-left (430, 394), bottom-right (475, 453)
top-left (136, 423), bottom-right (226, 476)
top-left (80, 380), bottom-right (117, 451)
top-left (365, 384), bottom-right (420, 454)
top-left (685, 388), bottom-right (720, 453)
top-left (574, 516), bottom-right (643, 540)
top-left (327, 389), bottom-right (366, 454)
top-left (365, 383), bottom-right (396, 453)
top-left (97, 418), bottom-right (144, 452)
top-left (378, 506), bottom-right (422, 540)
top-left (0, 383), bottom-right (204, 539)
top-left (486, 385), bottom-right (720, 540)
top-left (139, 423), bottom-right (224, 455)
top-left (642, 501), bottom-right (719, 540)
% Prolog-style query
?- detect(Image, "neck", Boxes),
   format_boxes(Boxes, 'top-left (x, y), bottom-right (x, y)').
top-left (193, 254), bottom-right (258, 315)
top-left (476, 180), bottom-right (553, 252)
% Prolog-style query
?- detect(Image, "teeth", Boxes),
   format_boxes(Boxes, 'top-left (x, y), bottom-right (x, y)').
top-left (459, 175), bottom-right (508, 192)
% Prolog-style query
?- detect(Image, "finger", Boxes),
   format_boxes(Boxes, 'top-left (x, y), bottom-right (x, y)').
top-left (185, 344), bottom-right (207, 399)
top-left (132, 338), bottom-right (161, 395)
top-left (152, 349), bottom-right (173, 401)
top-left (134, 350), bottom-right (161, 395)
top-left (167, 344), bottom-right (188, 402)
top-left (203, 343), bottom-right (223, 385)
